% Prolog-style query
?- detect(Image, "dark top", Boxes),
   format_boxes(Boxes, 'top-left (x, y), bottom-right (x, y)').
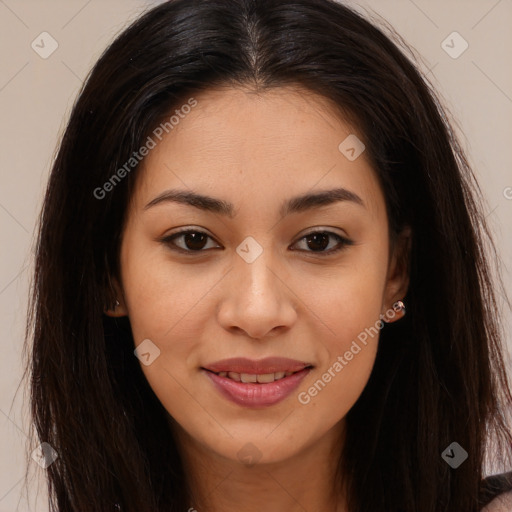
top-left (479, 471), bottom-right (512, 509)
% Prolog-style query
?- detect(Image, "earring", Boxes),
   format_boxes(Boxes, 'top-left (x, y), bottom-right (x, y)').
top-left (113, 299), bottom-right (120, 309)
top-left (392, 300), bottom-right (406, 316)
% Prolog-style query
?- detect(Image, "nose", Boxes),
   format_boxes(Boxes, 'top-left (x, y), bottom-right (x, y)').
top-left (217, 244), bottom-right (298, 340)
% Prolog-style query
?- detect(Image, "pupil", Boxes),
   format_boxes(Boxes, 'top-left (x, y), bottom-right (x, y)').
top-left (307, 233), bottom-right (329, 251)
top-left (185, 232), bottom-right (207, 250)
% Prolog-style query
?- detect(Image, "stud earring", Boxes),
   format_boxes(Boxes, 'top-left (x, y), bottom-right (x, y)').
top-left (392, 300), bottom-right (406, 316)
top-left (113, 299), bottom-right (120, 309)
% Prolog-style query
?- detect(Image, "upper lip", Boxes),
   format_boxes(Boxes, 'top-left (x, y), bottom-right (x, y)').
top-left (203, 357), bottom-right (313, 375)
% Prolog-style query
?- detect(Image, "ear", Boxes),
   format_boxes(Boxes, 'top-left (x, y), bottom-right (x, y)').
top-left (103, 276), bottom-right (128, 317)
top-left (381, 226), bottom-right (411, 323)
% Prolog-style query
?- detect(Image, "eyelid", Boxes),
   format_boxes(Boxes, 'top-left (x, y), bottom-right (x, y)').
top-left (294, 226), bottom-right (351, 242)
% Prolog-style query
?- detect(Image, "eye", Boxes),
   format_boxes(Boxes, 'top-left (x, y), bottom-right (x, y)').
top-left (291, 229), bottom-right (353, 255)
top-left (160, 228), bottom-right (353, 255)
top-left (160, 229), bottom-right (221, 253)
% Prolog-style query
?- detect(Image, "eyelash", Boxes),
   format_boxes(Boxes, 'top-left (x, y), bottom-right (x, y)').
top-left (159, 228), bottom-right (353, 256)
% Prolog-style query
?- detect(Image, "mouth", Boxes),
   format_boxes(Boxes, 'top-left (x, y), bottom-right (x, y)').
top-left (201, 357), bottom-right (314, 407)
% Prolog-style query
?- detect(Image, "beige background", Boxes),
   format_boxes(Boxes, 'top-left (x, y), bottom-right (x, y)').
top-left (0, 0), bottom-right (511, 510)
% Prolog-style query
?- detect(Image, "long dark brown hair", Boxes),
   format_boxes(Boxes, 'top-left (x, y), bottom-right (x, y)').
top-left (23, 0), bottom-right (512, 510)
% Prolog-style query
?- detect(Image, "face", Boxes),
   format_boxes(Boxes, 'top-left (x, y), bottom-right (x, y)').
top-left (109, 85), bottom-right (409, 466)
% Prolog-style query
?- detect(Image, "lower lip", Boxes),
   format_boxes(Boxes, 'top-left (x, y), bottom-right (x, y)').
top-left (203, 368), bottom-right (311, 407)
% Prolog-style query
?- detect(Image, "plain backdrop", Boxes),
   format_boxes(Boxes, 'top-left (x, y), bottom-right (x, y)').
top-left (0, 1), bottom-right (511, 510)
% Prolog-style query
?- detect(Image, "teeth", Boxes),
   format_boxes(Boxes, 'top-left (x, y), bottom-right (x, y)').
top-left (240, 373), bottom-right (257, 383)
top-left (217, 371), bottom-right (293, 383)
top-left (256, 373), bottom-right (275, 383)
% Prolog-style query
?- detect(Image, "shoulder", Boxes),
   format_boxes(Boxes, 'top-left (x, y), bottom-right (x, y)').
top-left (480, 471), bottom-right (512, 511)
top-left (481, 489), bottom-right (512, 512)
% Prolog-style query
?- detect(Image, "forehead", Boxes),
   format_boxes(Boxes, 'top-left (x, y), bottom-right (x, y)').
top-left (132, 85), bottom-right (385, 221)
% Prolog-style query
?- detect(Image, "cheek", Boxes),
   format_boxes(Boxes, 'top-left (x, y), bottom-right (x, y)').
top-left (121, 257), bottom-right (215, 420)
top-left (299, 251), bottom-right (387, 350)
top-left (299, 343), bottom-right (378, 422)
top-left (296, 276), bottom-right (383, 416)
top-left (294, 255), bottom-right (386, 409)
top-left (120, 231), bottom-right (215, 342)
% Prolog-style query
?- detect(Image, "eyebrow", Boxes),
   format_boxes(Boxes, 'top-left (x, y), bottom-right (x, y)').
top-left (144, 187), bottom-right (365, 217)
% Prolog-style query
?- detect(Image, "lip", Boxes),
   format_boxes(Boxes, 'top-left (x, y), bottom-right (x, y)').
top-left (203, 357), bottom-right (312, 374)
top-left (202, 366), bottom-right (312, 407)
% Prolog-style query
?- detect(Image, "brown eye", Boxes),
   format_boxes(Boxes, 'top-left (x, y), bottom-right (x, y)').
top-left (180, 232), bottom-right (208, 251)
top-left (160, 229), bottom-right (353, 256)
top-left (305, 232), bottom-right (330, 251)
top-left (291, 230), bottom-right (353, 255)
top-left (161, 230), bottom-right (221, 253)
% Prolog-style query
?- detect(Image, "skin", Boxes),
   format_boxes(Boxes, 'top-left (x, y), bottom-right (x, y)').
top-left (482, 491), bottom-right (512, 512)
top-left (106, 85), bottom-right (410, 512)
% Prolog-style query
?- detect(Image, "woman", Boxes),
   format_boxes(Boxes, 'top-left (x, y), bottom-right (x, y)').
top-left (25, 0), bottom-right (512, 510)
